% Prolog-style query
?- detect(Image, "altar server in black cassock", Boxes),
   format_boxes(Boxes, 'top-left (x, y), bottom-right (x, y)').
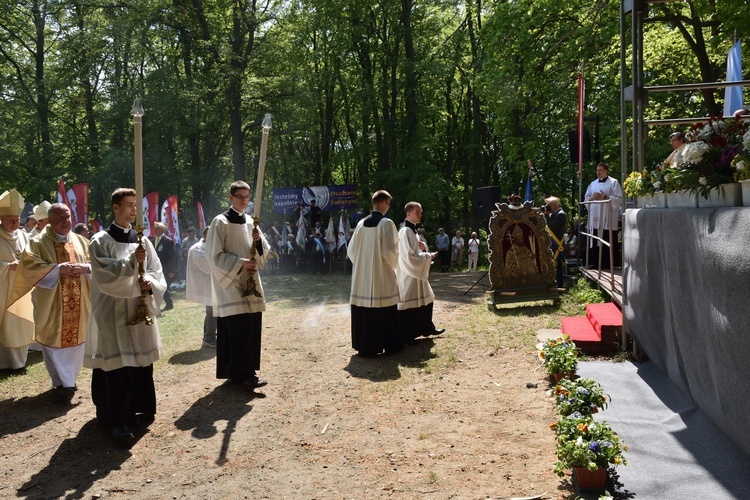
top-left (347, 190), bottom-right (401, 356)
top-left (84, 188), bottom-right (166, 444)
top-left (206, 181), bottom-right (269, 389)
top-left (396, 201), bottom-right (445, 342)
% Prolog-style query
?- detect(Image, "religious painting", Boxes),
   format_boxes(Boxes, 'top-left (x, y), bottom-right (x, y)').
top-left (487, 199), bottom-right (556, 290)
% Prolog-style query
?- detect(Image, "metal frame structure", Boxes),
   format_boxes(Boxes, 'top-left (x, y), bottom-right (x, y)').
top-left (619, 0), bottom-right (748, 352)
top-left (621, 0), bottom-right (749, 177)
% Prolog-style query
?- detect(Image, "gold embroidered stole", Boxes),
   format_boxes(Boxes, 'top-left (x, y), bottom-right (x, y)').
top-left (54, 241), bottom-right (82, 348)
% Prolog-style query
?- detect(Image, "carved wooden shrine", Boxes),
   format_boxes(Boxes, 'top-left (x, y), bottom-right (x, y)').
top-left (486, 198), bottom-right (562, 308)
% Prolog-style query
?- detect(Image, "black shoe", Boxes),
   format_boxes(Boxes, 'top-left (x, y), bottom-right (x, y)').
top-left (243, 377), bottom-right (267, 389)
top-left (429, 328), bottom-right (446, 336)
top-left (202, 340), bottom-right (217, 348)
top-left (163, 303), bottom-right (174, 311)
top-left (112, 425), bottom-right (135, 444)
top-left (56, 386), bottom-right (76, 404)
top-left (128, 413), bottom-right (155, 429)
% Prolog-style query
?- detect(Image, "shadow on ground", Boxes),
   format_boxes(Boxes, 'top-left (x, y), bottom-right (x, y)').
top-left (174, 383), bottom-right (263, 465)
top-left (15, 419), bottom-right (133, 499)
top-left (343, 338), bottom-right (437, 382)
top-left (168, 347), bottom-right (216, 365)
top-left (0, 389), bottom-right (78, 438)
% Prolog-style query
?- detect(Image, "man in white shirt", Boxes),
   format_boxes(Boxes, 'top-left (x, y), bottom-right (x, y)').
top-left (85, 188), bottom-right (166, 444)
top-left (186, 227), bottom-right (217, 348)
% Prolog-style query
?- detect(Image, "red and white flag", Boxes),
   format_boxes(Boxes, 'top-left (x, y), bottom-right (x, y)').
top-left (143, 192), bottom-right (159, 237)
top-left (161, 195), bottom-right (181, 245)
top-left (197, 201), bottom-right (206, 230)
top-left (56, 180), bottom-right (88, 224)
top-left (68, 183), bottom-right (88, 224)
top-left (57, 179), bottom-right (70, 207)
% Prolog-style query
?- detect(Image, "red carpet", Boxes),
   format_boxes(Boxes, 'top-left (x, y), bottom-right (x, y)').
top-left (562, 302), bottom-right (622, 354)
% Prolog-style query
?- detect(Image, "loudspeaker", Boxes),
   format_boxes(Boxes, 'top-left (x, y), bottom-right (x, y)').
top-left (475, 186), bottom-right (501, 219)
top-left (569, 128), bottom-right (591, 164)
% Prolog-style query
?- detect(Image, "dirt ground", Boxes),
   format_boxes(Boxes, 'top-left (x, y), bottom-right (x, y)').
top-left (1, 271), bottom-right (576, 499)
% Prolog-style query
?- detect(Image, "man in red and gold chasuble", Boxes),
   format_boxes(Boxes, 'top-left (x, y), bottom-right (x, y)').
top-left (12, 203), bottom-right (91, 403)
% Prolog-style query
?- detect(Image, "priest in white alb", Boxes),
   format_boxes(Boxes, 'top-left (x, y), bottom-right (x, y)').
top-left (13, 203), bottom-right (90, 403)
top-left (583, 162), bottom-right (623, 269)
top-left (396, 201), bottom-right (445, 343)
top-left (0, 189), bottom-right (34, 370)
top-left (347, 190), bottom-right (402, 356)
top-left (84, 188), bottom-right (166, 444)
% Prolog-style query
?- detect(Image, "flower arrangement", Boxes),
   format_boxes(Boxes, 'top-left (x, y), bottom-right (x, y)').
top-left (623, 170), bottom-right (652, 198)
top-left (669, 117), bottom-right (750, 198)
top-left (732, 128), bottom-right (750, 182)
top-left (550, 413), bottom-right (627, 476)
top-left (551, 377), bottom-right (609, 417)
top-left (733, 153), bottom-right (750, 182)
top-left (539, 335), bottom-right (579, 375)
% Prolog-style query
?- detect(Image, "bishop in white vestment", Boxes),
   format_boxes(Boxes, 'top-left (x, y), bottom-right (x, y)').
top-left (13, 204), bottom-right (91, 402)
top-left (0, 189), bottom-right (34, 370)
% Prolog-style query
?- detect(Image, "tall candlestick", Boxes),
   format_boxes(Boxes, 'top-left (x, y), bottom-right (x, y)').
top-left (254, 114), bottom-right (272, 218)
top-left (128, 98), bottom-right (152, 325)
top-left (132, 98), bottom-right (145, 227)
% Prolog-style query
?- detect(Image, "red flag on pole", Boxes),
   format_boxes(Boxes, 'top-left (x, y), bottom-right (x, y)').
top-left (143, 192), bottom-right (159, 237)
top-left (68, 183), bottom-right (88, 224)
top-left (197, 201), bottom-right (206, 230)
top-left (57, 179), bottom-right (70, 208)
top-left (577, 72), bottom-right (586, 174)
top-left (161, 195), bottom-right (181, 245)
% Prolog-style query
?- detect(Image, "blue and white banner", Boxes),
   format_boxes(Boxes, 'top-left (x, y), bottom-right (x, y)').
top-left (273, 184), bottom-right (358, 214)
top-left (724, 41), bottom-right (744, 117)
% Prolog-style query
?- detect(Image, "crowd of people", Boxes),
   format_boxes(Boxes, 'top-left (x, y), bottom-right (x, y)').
top-left (0, 184), bottom-right (273, 446)
top-left (4, 174), bottom-right (618, 446)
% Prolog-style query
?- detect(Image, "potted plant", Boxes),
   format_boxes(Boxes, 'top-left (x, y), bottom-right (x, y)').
top-left (551, 377), bottom-right (609, 417)
top-left (539, 335), bottom-right (579, 382)
top-left (550, 413), bottom-right (627, 489)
